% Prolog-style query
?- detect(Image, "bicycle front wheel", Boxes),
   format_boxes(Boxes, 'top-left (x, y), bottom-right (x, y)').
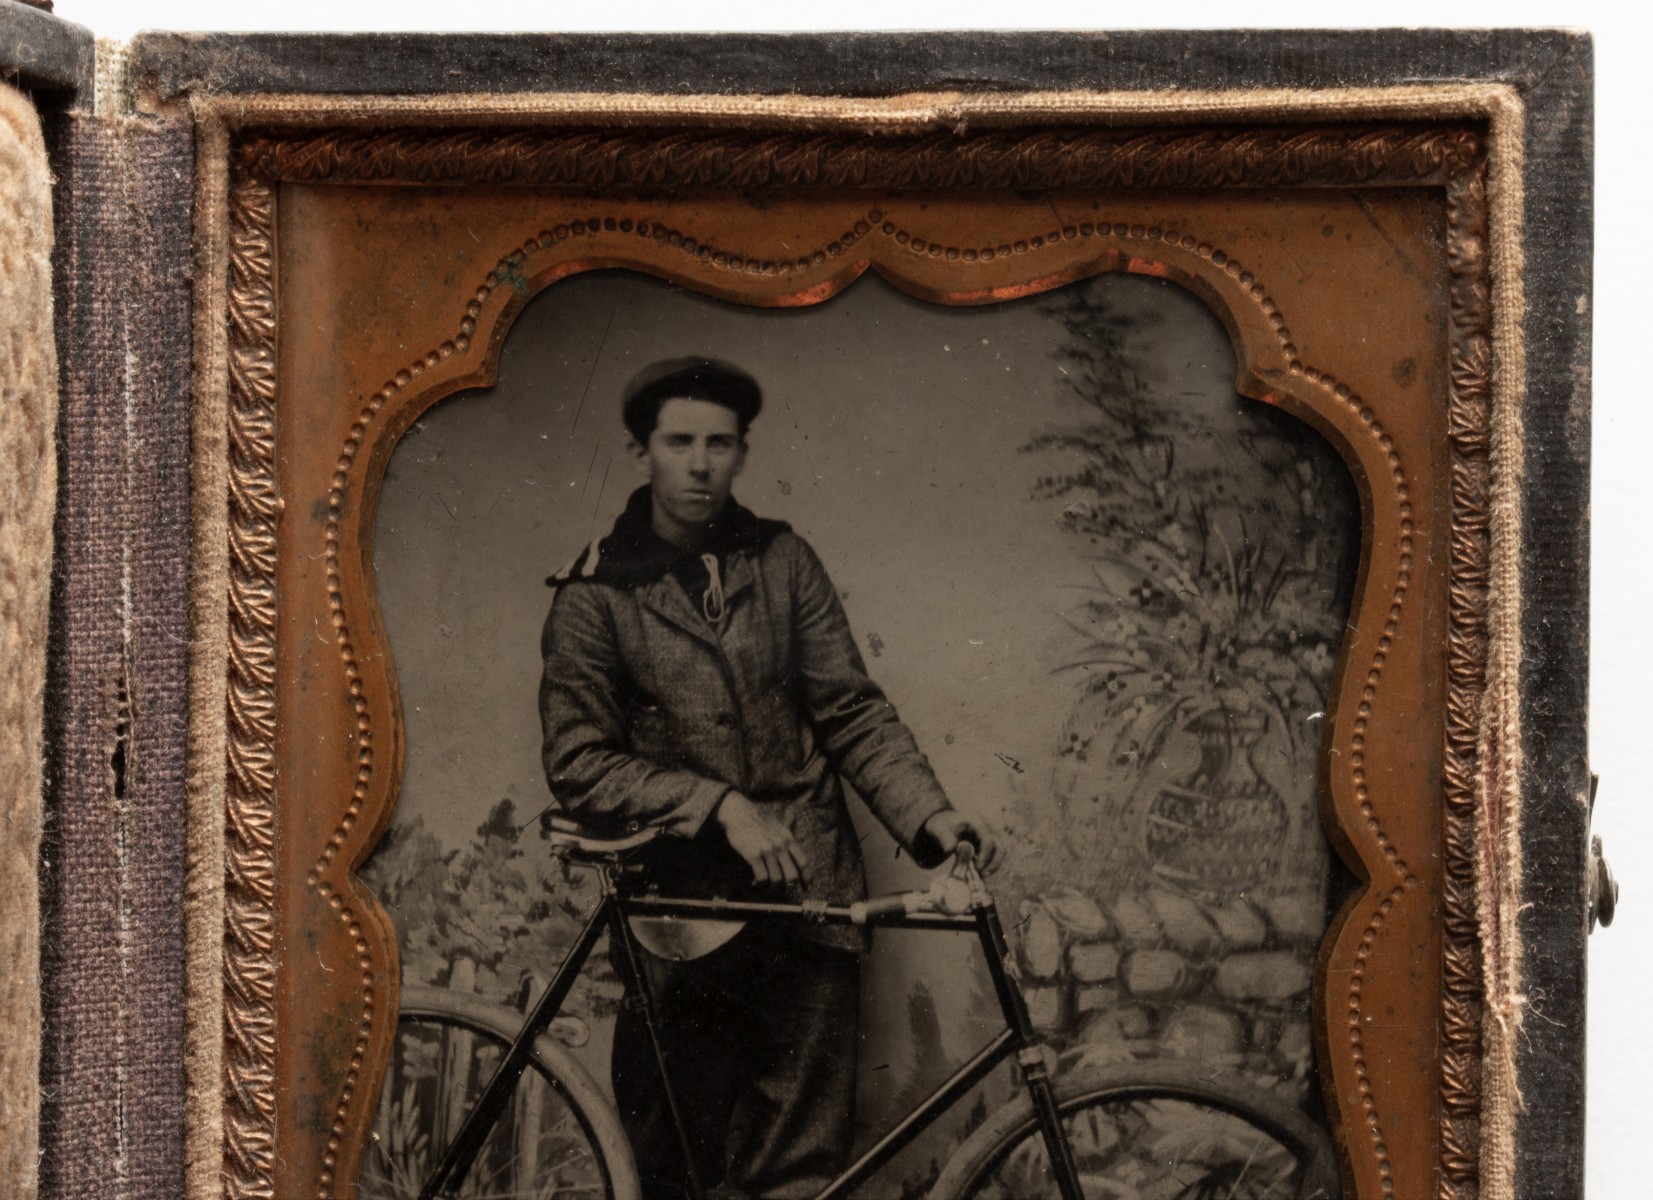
top-left (358, 985), bottom-right (640, 1200)
top-left (930, 1061), bottom-right (1339, 1200)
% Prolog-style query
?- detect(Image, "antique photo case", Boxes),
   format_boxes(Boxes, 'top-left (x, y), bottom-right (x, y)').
top-left (119, 30), bottom-right (1591, 1200)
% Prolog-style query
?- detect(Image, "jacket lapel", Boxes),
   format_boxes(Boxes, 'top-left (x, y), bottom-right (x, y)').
top-left (637, 577), bottom-right (720, 648)
top-left (721, 552), bottom-right (758, 608)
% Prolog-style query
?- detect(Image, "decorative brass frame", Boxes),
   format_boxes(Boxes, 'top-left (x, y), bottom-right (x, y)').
top-left (223, 169), bottom-right (279, 1197)
top-left (218, 117), bottom-right (1494, 1200)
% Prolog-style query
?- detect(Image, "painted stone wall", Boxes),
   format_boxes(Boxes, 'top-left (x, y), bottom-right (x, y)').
top-left (1016, 885), bottom-right (1324, 1099)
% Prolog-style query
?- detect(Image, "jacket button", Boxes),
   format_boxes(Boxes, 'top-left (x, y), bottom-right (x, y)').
top-left (714, 713), bottom-right (735, 729)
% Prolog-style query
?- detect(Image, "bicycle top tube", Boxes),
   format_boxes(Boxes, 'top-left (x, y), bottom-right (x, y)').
top-left (613, 844), bottom-right (991, 931)
top-left (619, 891), bottom-right (980, 932)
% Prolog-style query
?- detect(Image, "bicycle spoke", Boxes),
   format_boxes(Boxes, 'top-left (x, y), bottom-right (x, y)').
top-left (357, 1011), bottom-right (614, 1200)
top-left (960, 1093), bottom-right (1311, 1200)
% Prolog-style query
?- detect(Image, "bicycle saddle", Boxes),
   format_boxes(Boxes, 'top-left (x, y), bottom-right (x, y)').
top-left (542, 814), bottom-right (662, 860)
top-left (542, 813), bottom-right (744, 960)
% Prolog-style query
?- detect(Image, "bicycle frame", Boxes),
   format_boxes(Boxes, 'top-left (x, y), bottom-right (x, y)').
top-left (416, 864), bottom-right (1085, 1200)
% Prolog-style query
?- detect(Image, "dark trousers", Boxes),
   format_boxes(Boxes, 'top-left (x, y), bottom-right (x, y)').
top-left (611, 924), bottom-right (859, 1200)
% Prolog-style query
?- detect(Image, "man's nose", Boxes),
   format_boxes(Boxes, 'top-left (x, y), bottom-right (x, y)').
top-left (688, 442), bottom-right (710, 473)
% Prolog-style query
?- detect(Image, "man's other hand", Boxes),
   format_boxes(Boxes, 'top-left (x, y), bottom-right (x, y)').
top-left (921, 810), bottom-right (1004, 875)
top-left (715, 792), bottom-right (808, 887)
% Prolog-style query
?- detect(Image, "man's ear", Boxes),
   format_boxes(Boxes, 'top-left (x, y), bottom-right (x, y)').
top-left (627, 436), bottom-right (650, 477)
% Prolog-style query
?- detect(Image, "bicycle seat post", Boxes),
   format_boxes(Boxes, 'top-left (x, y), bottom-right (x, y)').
top-left (604, 893), bottom-right (710, 1200)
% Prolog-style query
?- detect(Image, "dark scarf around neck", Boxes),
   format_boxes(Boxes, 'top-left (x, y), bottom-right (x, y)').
top-left (547, 485), bottom-right (790, 589)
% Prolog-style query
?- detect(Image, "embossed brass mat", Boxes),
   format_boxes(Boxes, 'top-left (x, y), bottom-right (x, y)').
top-left (225, 122), bottom-right (1490, 1199)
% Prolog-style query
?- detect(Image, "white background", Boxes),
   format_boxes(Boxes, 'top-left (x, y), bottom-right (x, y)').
top-left (55, 1), bottom-right (1648, 1194)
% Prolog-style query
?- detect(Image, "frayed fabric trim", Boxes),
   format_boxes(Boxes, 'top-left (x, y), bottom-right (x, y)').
top-left (1475, 84), bottom-right (1528, 1200)
top-left (0, 79), bottom-right (59, 1200)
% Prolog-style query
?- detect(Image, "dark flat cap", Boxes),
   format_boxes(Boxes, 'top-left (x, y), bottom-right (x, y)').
top-left (622, 357), bottom-right (763, 442)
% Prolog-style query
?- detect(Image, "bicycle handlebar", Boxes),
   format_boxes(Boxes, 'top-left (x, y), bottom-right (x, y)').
top-left (848, 866), bottom-right (976, 925)
top-left (849, 893), bottom-right (923, 924)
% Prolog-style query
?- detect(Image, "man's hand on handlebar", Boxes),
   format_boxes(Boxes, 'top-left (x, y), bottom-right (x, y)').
top-left (921, 810), bottom-right (1004, 875)
top-left (715, 791), bottom-right (808, 887)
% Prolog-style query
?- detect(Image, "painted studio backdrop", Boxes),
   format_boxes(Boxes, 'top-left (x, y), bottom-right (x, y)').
top-left (360, 268), bottom-right (1360, 1195)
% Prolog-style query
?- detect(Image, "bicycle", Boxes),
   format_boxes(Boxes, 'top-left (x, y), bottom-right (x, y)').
top-left (359, 818), bottom-right (1340, 1200)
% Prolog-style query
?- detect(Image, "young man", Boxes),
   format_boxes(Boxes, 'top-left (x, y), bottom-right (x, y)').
top-left (540, 358), bottom-right (998, 1198)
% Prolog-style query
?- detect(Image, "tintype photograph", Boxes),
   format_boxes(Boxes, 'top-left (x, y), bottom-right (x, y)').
top-left (355, 266), bottom-right (1358, 1199)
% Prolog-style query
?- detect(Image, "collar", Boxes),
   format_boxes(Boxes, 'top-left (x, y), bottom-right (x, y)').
top-left (547, 485), bottom-right (790, 589)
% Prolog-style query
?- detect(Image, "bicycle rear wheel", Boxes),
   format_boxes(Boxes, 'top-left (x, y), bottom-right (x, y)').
top-left (929, 1061), bottom-right (1339, 1200)
top-left (358, 985), bottom-right (640, 1200)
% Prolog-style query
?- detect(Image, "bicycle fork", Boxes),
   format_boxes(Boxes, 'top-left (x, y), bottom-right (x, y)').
top-left (974, 900), bottom-right (1086, 1200)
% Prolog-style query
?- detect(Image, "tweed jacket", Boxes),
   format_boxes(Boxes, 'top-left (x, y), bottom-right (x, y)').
top-left (540, 489), bottom-right (952, 946)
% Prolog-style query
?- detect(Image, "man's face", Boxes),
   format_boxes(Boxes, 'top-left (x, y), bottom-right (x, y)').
top-left (635, 397), bottom-right (747, 544)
